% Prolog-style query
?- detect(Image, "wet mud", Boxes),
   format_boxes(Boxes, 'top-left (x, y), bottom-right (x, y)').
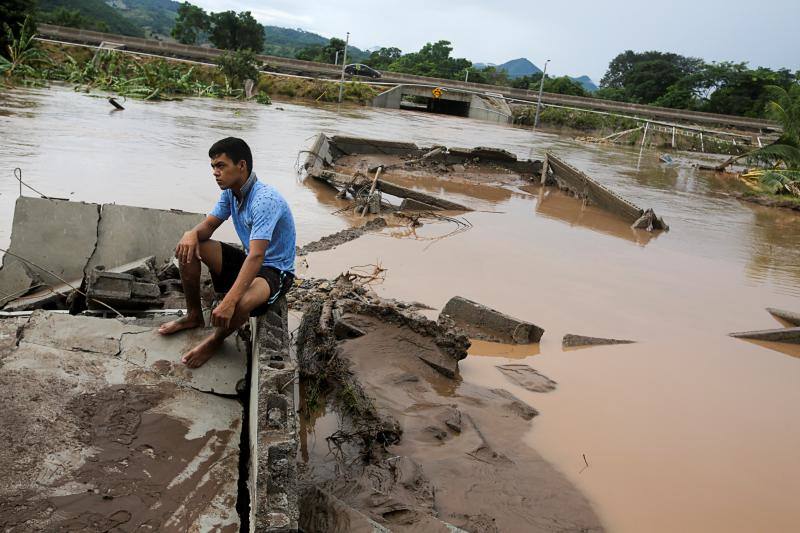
top-left (295, 280), bottom-right (602, 532)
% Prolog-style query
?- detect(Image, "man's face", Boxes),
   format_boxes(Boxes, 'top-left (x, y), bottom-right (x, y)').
top-left (210, 153), bottom-right (247, 190)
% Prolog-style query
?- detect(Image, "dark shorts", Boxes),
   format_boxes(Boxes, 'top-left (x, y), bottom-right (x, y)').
top-left (211, 242), bottom-right (294, 317)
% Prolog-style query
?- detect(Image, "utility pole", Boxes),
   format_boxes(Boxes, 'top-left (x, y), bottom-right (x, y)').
top-left (464, 69), bottom-right (469, 83)
top-left (533, 59), bottom-right (550, 130)
top-left (338, 32), bottom-right (350, 104)
top-left (335, 50), bottom-right (339, 65)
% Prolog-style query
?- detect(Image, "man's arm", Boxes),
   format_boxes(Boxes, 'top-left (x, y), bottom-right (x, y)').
top-left (211, 238), bottom-right (268, 328)
top-left (175, 215), bottom-right (223, 264)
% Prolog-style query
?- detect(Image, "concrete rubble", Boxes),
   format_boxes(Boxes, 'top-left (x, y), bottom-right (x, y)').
top-left (562, 333), bottom-right (636, 348)
top-left (439, 295), bottom-right (545, 344)
top-left (302, 133), bottom-right (547, 213)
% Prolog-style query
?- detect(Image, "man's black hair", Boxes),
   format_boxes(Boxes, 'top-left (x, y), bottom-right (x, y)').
top-left (208, 137), bottom-right (253, 174)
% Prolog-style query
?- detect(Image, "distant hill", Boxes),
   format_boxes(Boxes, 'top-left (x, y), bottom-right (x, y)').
top-left (497, 58), bottom-right (542, 78)
top-left (39, 0), bottom-right (146, 37)
top-left (570, 75), bottom-right (598, 92)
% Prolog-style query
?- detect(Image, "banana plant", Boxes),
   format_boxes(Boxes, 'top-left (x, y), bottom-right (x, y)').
top-left (0, 16), bottom-right (47, 78)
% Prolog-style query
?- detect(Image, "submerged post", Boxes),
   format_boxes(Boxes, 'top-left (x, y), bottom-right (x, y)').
top-left (533, 59), bottom-right (550, 130)
top-left (337, 32), bottom-right (350, 104)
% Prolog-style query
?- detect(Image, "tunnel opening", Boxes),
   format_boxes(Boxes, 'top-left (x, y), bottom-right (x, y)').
top-left (399, 94), bottom-right (470, 117)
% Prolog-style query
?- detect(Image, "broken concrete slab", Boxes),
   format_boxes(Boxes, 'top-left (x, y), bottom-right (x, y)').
top-left (0, 197), bottom-right (100, 306)
top-left (0, 314), bottom-right (242, 531)
top-left (562, 333), bottom-right (636, 348)
top-left (767, 307), bottom-right (800, 327)
top-left (496, 364), bottom-right (557, 393)
top-left (545, 152), bottom-right (667, 230)
top-left (20, 310), bottom-right (150, 354)
top-left (19, 311), bottom-right (246, 395)
top-left (729, 327), bottom-right (800, 344)
top-left (86, 204), bottom-right (204, 272)
top-left (440, 296), bottom-right (544, 344)
top-left (118, 326), bottom-right (248, 395)
top-left (399, 197), bottom-right (443, 211)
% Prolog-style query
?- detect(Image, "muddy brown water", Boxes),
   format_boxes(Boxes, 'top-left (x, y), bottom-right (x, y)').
top-left (2, 85), bottom-right (800, 532)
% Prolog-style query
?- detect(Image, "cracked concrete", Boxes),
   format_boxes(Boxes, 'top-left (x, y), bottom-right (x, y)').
top-left (0, 311), bottom-right (247, 531)
top-left (0, 198), bottom-right (204, 309)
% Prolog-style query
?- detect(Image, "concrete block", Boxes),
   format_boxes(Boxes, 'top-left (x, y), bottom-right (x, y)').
top-left (440, 296), bottom-right (544, 344)
top-left (86, 269), bottom-right (161, 310)
top-left (252, 305), bottom-right (298, 532)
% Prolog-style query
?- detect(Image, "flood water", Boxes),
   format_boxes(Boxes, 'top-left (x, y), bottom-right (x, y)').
top-left (3, 85), bottom-right (800, 532)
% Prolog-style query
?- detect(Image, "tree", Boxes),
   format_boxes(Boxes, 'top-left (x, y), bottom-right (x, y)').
top-left (216, 49), bottom-right (261, 89)
top-left (387, 40), bottom-right (471, 80)
top-left (365, 47), bottom-right (401, 70)
top-left (600, 50), bottom-right (703, 104)
top-left (296, 37), bottom-right (346, 64)
top-left (543, 76), bottom-right (586, 96)
top-left (171, 2), bottom-right (209, 45)
top-left (208, 10), bottom-right (264, 52)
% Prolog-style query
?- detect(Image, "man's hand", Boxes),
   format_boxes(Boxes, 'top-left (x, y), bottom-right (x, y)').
top-left (175, 230), bottom-right (201, 265)
top-left (211, 301), bottom-right (236, 329)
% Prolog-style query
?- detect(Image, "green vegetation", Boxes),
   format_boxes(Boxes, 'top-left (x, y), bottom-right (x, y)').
top-left (1, 16), bottom-right (46, 79)
top-left (1, 0), bottom-right (36, 53)
top-left (171, 4), bottom-right (263, 51)
top-left (171, 1), bottom-right (208, 44)
top-left (513, 106), bottom-right (637, 132)
top-left (296, 37), bottom-right (347, 64)
top-left (38, 0), bottom-right (144, 36)
top-left (596, 50), bottom-right (800, 120)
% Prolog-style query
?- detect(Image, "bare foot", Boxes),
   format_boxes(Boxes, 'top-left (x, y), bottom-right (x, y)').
top-left (181, 334), bottom-right (224, 368)
top-left (158, 315), bottom-right (204, 335)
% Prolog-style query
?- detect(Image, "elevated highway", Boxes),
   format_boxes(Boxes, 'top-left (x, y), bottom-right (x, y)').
top-left (36, 24), bottom-right (778, 133)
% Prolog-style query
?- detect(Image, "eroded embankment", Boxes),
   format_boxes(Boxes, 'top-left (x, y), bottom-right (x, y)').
top-left (293, 277), bottom-right (602, 532)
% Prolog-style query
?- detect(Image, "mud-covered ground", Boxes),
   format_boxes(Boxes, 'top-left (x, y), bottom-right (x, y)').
top-left (293, 279), bottom-right (602, 532)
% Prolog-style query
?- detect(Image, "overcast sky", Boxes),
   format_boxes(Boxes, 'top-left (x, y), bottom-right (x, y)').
top-left (191, 0), bottom-right (799, 82)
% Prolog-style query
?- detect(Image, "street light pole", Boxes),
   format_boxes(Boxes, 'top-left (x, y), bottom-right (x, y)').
top-left (338, 32), bottom-right (350, 103)
top-left (533, 59), bottom-right (550, 130)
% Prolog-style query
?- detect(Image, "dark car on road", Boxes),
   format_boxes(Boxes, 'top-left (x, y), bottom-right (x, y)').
top-left (344, 64), bottom-right (382, 79)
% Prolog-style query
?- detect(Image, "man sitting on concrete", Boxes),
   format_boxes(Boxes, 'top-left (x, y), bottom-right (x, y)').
top-left (159, 137), bottom-right (296, 368)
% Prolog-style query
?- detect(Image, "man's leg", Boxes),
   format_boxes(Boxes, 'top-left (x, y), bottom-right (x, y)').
top-left (158, 240), bottom-right (224, 335)
top-left (182, 277), bottom-right (270, 368)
